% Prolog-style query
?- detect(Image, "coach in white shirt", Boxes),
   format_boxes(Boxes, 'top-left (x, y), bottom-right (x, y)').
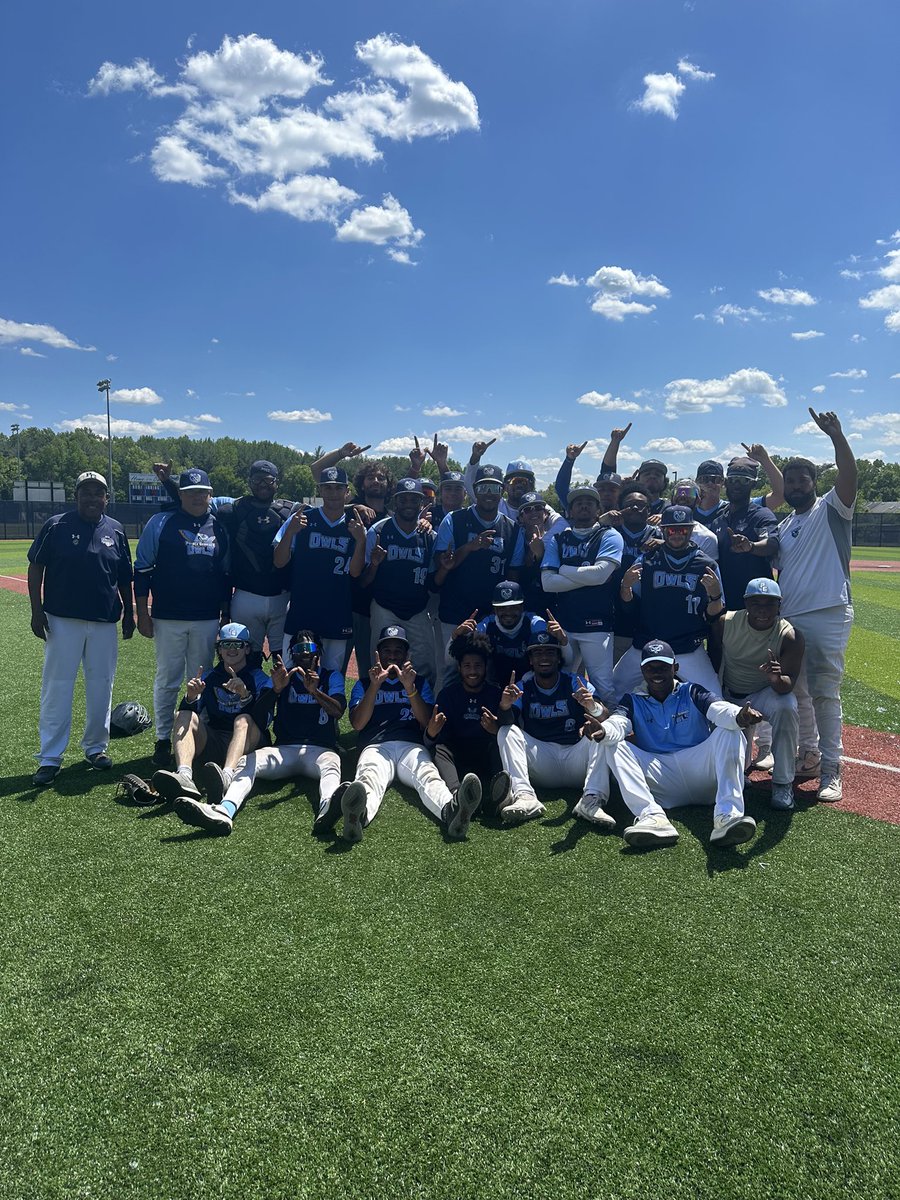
top-left (730, 408), bottom-right (856, 802)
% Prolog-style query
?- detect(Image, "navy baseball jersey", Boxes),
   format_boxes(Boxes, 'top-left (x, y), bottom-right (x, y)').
top-left (694, 499), bottom-right (730, 526)
top-left (709, 504), bottom-right (777, 609)
top-left (275, 508), bottom-right (356, 639)
top-left (349, 674), bottom-right (434, 748)
top-left (541, 526), bottom-right (623, 634)
top-left (28, 511), bottom-right (132, 623)
top-left (366, 517), bottom-right (436, 619)
top-left (273, 668), bottom-right (346, 749)
top-left (616, 682), bottom-right (719, 755)
top-left (624, 544), bottom-right (720, 654)
top-left (179, 664), bottom-right (274, 732)
top-left (434, 509), bottom-right (525, 624)
top-left (612, 525), bottom-right (661, 639)
top-left (475, 613), bottom-right (549, 682)
top-left (510, 671), bottom-right (594, 746)
top-left (134, 510), bottom-right (230, 621)
top-left (430, 679), bottom-right (504, 745)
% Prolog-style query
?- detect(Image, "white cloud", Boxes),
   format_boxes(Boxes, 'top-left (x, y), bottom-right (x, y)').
top-left (793, 420), bottom-right (828, 437)
top-left (110, 386), bottom-right (163, 406)
top-left (267, 408), bottom-right (332, 422)
top-left (388, 249), bottom-right (415, 265)
top-left (393, 404), bottom-right (411, 412)
top-left (423, 406), bottom-right (465, 417)
top-left (811, 384), bottom-right (826, 393)
top-left (0, 402), bottom-right (28, 412)
top-left (151, 135), bottom-right (228, 186)
top-left (210, 337), bottom-right (219, 344)
top-left (876, 230), bottom-right (900, 245)
top-left (663, 368), bottom-right (787, 417)
top-left (569, 265), bottom-right (671, 322)
top-left (88, 59), bottom-right (189, 98)
top-left (547, 273), bottom-right (581, 287)
top-left (335, 194), bottom-right (423, 250)
top-left (182, 34), bottom-right (327, 112)
top-left (849, 411), bottom-right (900, 431)
top-left (576, 391), bottom-right (647, 413)
top-left (713, 304), bottom-right (766, 324)
top-left (437, 424), bottom-right (546, 445)
top-left (850, 333), bottom-right (866, 343)
top-left (840, 269), bottom-right (863, 281)
top-left (891, 373), bottom-right (900, 380)
top-left (791, 330), bottom-right (825, 341)
top-left (677, 59), bottom-right (716, 82)
top-left (231, 174), bottom-right (358, 223)
top-left (642, 437), bottom-right (715, 454)
top-left (194, 413), bottom-right (222, 423)
top-left (829, 368), bottom-right (867, 379)
top-left (105, 353), bottom-right (118, 362)
top-left (370, 436), bottom-right (425, 454)
top-left (19, 347), bottom-right (45, 358)
top-left (880, 250), bottom-right (900, 282)
top-left (859, 282), bottom-right (900, 332)
top-left (849, 388), bottom-right (865, 394)
top-left (0, 317), bottom-right (94, 351)
top-left (632, 72), bottom-right (685, 120)
top-left (757, 287), bottom-right (817, 306)
top-left (58, 413), bottom-right (201, 437)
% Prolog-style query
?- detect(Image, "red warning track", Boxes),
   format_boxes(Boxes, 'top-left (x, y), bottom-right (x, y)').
top-left (0, 572), bottom-right (27, 595)
top-left (850, 558), bottom-right (900, 571)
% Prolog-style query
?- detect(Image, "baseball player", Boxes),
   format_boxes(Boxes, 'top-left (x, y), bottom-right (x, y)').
top-left (591, 424), bottom-right (670, 516)
top-left (554, 438), bottom-right (624, 514)
top-left (669, 480), bottom-right (720, 558)
top-left (515, 491), bottom-right (554, 612)
top-left (708, 579), bottom-right (805, 810)
top-left (452, 580), bottom-right (566, 683)
top-left (363, 477), bottom-right (438, 683)
top-left (729, 408), bottom-right (857, 801)
top-left (134, 468), bottom-right (231, 767)
top-left (27, 471), bottom-right (134, 786)
top-left (541, 485), bottom-right (623, 705)
top-left (155, 622), bottom-right (274, 814)
top-left (272, 466), bottom-right (366, 672)
top-left (174, 632), bottom-right (346, 836)
top-left (496, 631), bottom-right (613, 827)
top-left (464, 441), bottom-right (567, 532)
top-left (584, 640), bottom-right (760, 849)
top-left (614, 504), bottom-right (723, 697)
top-left (694, 460), bottom-right (730, 523)
top-left (426, 632), bottom-right (511, 816)
top-left (705, 457), bottom-right (778, 609)
top-left (342, 626), bottom-right (482, 843)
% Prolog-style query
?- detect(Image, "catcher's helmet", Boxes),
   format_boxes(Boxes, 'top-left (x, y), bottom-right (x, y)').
top-left (109, 701), bottom-right (151, 738)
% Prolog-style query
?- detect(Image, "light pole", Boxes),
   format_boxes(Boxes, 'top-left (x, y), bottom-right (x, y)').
top-left (10, 423), bottom-right (20, 471)
top-left (97, 379), bottom-right (114, 506)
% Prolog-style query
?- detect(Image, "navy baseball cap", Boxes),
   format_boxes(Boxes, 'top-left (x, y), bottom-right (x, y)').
top-left (727, 456), bottom-right (759, 479)
top-left (319, 466), bottom-right (348, 485)
top-left (249, 459), bottom-right (278, 478)
top-left (638, 459), bottom-right (668, 475)
top-left (178, 468), bottom-right (212, 491)
top-left (567, 485), bottom-right (601, 506)
top-left (595, 473), bottom-right (623, 488)
top-left (474, 464), bottom-right (504, 490)
top-left (217, 622), bottom-right (251, 644)
top-left (744, 578), bottom-right (782, 599)
top-left (377, 624), bottom-right (410, 648)
top-left (660, 504), bottom-right (694, 527)
top-left (504, 460), bottom-right (535, 481)
top-left (527, 631), bottom-right (561, 653)
top-left (75, 471), bottom-right (108, 492)
top-left (440, 470), bottom-right (466, 488)
top-left (393, 476), bottom-right (426, 497)
top-left (697, 459), bottom-right (725, 478)
top-left (492, 581), bottom-right (524, 607)
top-left (420, 479), bottom-right (437, 496)
top-left (518, 491), bottom-right (545, 510)
top-left (641, 639), bottom-right (676, 665)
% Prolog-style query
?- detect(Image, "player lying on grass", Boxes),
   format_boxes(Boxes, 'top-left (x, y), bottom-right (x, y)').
top-left (451, 580), bottom-right (567, 684)
top-left (172, 632), bottom-right (346, 836)
top-left (709, 578), bottom-right (804, 811)
top-left (339, 625), bottom-right (482, 845)
top-left (152, 623), bottom-right (273, 811)
top-left (496, 632), bottom-right (612, 827)
top-left (581, 639), bottom-right (761, 850)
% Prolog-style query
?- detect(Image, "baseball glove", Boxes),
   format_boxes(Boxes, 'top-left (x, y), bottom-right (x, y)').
top-left (114, 773), bottom-right (162, 807)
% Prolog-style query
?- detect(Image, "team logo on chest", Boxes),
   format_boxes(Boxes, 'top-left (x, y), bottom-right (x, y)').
top-left (101, 535), bottom-right (115, 547)
top-left (71, 534), bottom-right (80, 545)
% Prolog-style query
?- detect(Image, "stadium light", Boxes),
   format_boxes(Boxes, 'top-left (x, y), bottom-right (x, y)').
top-left (97, 379), bottom-right (114, 506)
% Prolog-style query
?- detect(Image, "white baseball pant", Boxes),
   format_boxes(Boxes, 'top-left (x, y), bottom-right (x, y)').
top-left (152, 617), bottom-right (220, 740)
top-left (230, 590), bottom-right (289, 657)
top-left (370, 601), bottom-right (436, 685)
top-left (353, 740), bottom-right (452, 826)
top-left (789, 604), bottom-right (853, 768)
top-left (562, 630), bottom-right (615, 706)
top-left (222, 744), bottom-right (341, 819)
top-left (613, 645), bottom-right (721, 700)
top-left (498, 724), bottom-right (607, 799)
top-left (37, 615), bottom-right (119, 765)
top-left (723, 686), bottom-right (798, 785)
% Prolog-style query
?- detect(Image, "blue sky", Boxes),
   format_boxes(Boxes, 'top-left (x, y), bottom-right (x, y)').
top-left (2, 0), bottom-right (899, 484)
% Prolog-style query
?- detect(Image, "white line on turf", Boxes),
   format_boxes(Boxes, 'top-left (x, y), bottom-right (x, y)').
top-left (0, 574), bottom-right (25, 581)
top-left (843, 755), bottom-right (900, 775)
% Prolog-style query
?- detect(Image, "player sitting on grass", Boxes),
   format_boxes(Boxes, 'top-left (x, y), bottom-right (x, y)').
top-left (496, 632), bottom-right (612, 828)
top-left (451, 580), bottom-right (567, 683)
top-left (425, 632), bottom-right (512, 818)
top-left (582, 640), bottom-right (761, 850)
top-left (172, 632), bottom-right (346, 836)
top-left (339, 626), bottom-right (482, 845)
top-left (708, 579), bottom-right (804, 811)
top-left (154, 623), bottom-right (273, 811)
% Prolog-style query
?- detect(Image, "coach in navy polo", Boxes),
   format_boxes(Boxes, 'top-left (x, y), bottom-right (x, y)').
top-left (27, 471), bottom-right (134, 786)
top-left (134, 468), bottom-right (231, 766)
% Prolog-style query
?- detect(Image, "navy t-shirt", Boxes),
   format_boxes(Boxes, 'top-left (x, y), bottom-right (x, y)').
top-left (541, 525), bottom-right (623, 634)
top-left (349, 674), bottom-right (434, 748)
top-left (510, 671), bottom-right (594, 746)
top-left (134, 510), bottom-right (230, 621)
top-left (430, 679), bottom-right (503, 746)
top-left (709, 504), bottom-right (778, 609)
top-left (273, 668), bottom-right (346, 749)
top-left (28, 511), bottom-right (132, 623)
top-left (178, 664), bottom-right (274, 732)
top-left (275, 507), bottom-right (356, 639)
top-left (366, 517), bottom-right (436, 619)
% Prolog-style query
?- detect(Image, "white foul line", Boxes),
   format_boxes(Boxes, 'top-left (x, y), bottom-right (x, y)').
top-left (0, 574), bottom-right (25, 582)
top-left (843, 755), bottom-right (900, 775)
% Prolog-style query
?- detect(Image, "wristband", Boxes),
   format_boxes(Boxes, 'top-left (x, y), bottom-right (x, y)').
top-left (405, 688), bottom-right (418, 698)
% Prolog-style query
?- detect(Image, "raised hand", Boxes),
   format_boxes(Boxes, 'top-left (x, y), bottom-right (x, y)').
top-left (499, 670), bottom-right (523, 712)
top-left (427, 708), bottom-right (447, 738)
top-left (369, 534), bottom-right (387, 568)
top-left (399, 660), bottom-right (417, 692)
top-left (369, 652), bottom-right (390, 689)
top-left (480, 708), bottom-right (499, 735)
top-left (699, 566), bottom-right (722, 598)
top-left (470, 436), bottom-right (497, 463)
top-left (573, 675), bottom-right (596, 712)
top-left (270, 653), bottom-right (296, 693)
top-left (741, 442), bottom-right (769, 463)
top-left (287, 507), bottom-right (308, 535)
top-left (545, 610), bottom-right (566, 643)
top-left (223, 664), bottom-right (250, 700)
top-left (736, 703), bottom-right (764, 728)
top-left (340, 441), bottom-right (371, 458)
top-left (453, 610), bottom-right (480, 639)
top-left (566, 441), bottom-right (588, 461)
top-left (438, 548), bottom-right (456, 572)
top-left (429, 436), bottom-right (449, 472)
top-left (728, 528), bottom-right (752, 554)
top-left (347, 507), bottom-right (368, 543)
top-left (409, 436), bottom-right (427, 473)
top-left (580, 715), bottom-right (606, 742)
top-left (621, 562), bottom-right (642, 591)
top-left (526, 526), bottom-right (545, 562)
top-left (760, 649), bottom-right (782, 682)
top-left (185, 666), bottom-right (206, 703)
top-left (152, 461), bottom-right (172, 483)
top-left (807, 408), bottom-right (842, 438)
top-left (416, 511), bottom-right (433, 534)
top-left (610, 422), bottom-right (633, 444)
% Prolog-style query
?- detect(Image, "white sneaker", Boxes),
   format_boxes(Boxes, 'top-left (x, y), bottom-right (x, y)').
top-left (573, 793), bottom-right (616, 829)
top-left (446, 773), bottom-right (482, 839)
top-left (710, 813), bottom-right (757, 847)
top-left (341, 781), bottom-right (367, 843)
top-left (623, 811), bottom-right (679, 849)
top-left (174, 796), bottom-right (233, 835)
top-left (500, 792), bottom-right (546, 824)
top-left (770, 783), bottom-right (795, 810)
top-left (794, 750), bottom-right (821, 780)
top-left (749, 745), bottom-right (774, 773)
top-left (818, 766), bottom-right (842, 803)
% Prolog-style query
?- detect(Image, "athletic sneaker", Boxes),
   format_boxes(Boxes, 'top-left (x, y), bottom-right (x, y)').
top-left (86, 752), bottom-right (113, 770)
top-left (818, 765), bottom-right (843, 803)
top-left (313, 783), bottom-right (347, 835)
top-left (710, 813), bottom-right (757, 847)
top-left (152, 738), bottom-right (173, 768)
top-left (446, 773), bottom-right (482, 840)
top-left (341, 781), bottom-right (367, 844)
top-left (749, 745), bottom-right (775, 773)
top-left (489, 770), bottom-right (512, 813)
top-left (795, 750), bottom-right (821, 780)
top-left (572, 793), bottom-right (616, 829)
top-left (152, 769), bottom-right (201, 804)
top-left (201, 762), bottom-right (230, 806)
top-left (623, 811), bottom-right (679, 849)
top-left (500, 791), bottom-right (546, 824)
top-left (32, 764), bottom-right (60, 788)
top-left (174, 796), bottom-right (233, 835)
top-left (771, 783), bottom-right (795, 810)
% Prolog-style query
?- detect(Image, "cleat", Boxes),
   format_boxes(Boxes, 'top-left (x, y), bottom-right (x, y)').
top-left (573, 792), bottom-right (616, 829)
top-left (152, 769), bottom-right (201, 805)
top-left (489, 770), bottom-right (512, 812)
top-left (201, 762), bottom-right (229, 806)
top-left (313, 783), bottom-right (347, 835)
top-left (446, 773), bottom-right (482, 840)
top-left (771, 783), bottom-right (795, 810)
top-left (174, 796), bottom-right (233, 835)
top-left (500, 792), bottom-right (546, 824)
top-left (32, 764), bottom-right (60, 788)
top-left (794, 750), bottom-right (821, 780)
top-left (623, 811), bottom-right (679, 849)
top-left (152, 738), bottom-right (173, 768)
top-left (817, 766), bottom-right (842, 803)
top-left (710, 813), bottom-right (757, 848)
top-left (341, 781), bottom-right (367, 844)
top-left (86, 752), bottom-right (113, 770)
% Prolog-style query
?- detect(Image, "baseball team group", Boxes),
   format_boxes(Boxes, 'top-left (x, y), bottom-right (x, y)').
top-left (25, 406), bottom-right (857, 851)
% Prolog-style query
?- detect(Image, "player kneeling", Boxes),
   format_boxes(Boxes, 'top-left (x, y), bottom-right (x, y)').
top-left (155, 623), bottom-right (273, 823)
top-left (341, 625), bottom-right (482, 844)
top-left (583, 640), bottom-right (761, 850)
top-left (496, 632), bottom-right (613, 827)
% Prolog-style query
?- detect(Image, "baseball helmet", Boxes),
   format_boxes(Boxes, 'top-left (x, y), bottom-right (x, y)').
top-left (109, 701), bottom-right (151, 738)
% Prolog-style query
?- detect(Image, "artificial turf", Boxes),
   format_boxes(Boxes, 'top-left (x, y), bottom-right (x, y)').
top-left (1, 585), bottom-right (899, 1199)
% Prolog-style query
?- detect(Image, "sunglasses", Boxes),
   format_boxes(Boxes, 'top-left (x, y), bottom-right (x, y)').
top-left (664, 526), bottom-right (693, 536)
top-left (219, 640), bottom-right (249, 650)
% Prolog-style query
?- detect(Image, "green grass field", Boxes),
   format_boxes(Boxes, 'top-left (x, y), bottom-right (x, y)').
top-left (1, 552), bottom-right (899, 1199)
